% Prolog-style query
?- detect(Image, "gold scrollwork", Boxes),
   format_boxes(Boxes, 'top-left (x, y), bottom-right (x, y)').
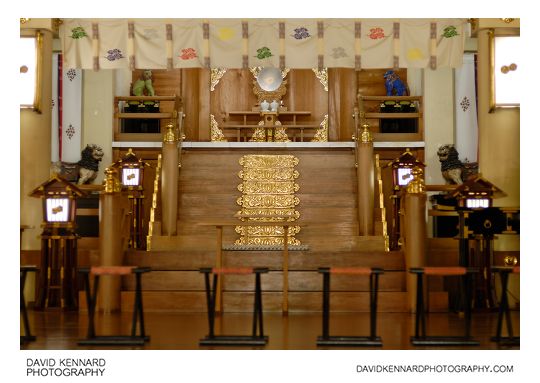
top-left (235, 225), bottom-right (301, 237)
top-left (235, 236), bottom-right (301, 246)
top-left (238, 168), bottom-right (300, 181)
top-left (210, 68), bottom-right (227, 91)
top-left (311, 114), bottom-right (328, 142)
top-left (237, 195), bottom-right (300, 209)
top-left (237, 208), bottom-right (300, 221)
top-left (210, 114), bottom-right (227, 142)
top-left (312, 68), bottom-right (328, 91)
top-left (240, 154), bottom-right (299, 168)
top-left (238, 181), bottom-right (299, 194)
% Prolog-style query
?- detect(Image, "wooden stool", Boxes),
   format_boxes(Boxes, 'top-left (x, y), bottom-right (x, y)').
top-left (317, 267), bottom-right (384, 347)
top-left (21, 265), bottom-right (38, 344)
top-left (199, 267), bottom-right (269, 346)
top-left (491, 266), bottom-right (520, 346)
top-left (78, 266), bottom-right (151, 346)
top-left (410, 267), bottom-right (479, 346)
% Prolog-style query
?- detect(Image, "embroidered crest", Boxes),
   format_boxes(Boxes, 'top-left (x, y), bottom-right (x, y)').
top-left (66, 69), bottom-right (77, 81)
top-left (331, 47), bottom-right (348, 59)
top-left (460, 96), bottom-right (471, 112)
top-left (291, 27), bottom-right (311, 40)
top-left (255, 47), bottom-right (273, 60)
top-left (105, 49), bottom-right (125, 61)
top-left (71, 27), bottom-right (87, 39)
top-left (65, 124), bottom-right (76, 140)
top-left (368, 27), bottom-right (385, 40)
top-left (179, 48), bottom-right (198, 60)
top-left (442, 26), bottom-right (459, 38)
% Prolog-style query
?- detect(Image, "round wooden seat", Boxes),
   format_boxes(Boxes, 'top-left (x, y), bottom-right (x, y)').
top-left (422, 266), bottom-right (468, 276)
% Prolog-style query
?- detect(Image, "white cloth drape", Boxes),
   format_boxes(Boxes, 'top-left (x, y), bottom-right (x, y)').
top-left (60, 18), bottom-right (467, 70)
top-left (455, 53), bottom-right (478, 162)
top-left (52, 53), bottom-right (83, 163)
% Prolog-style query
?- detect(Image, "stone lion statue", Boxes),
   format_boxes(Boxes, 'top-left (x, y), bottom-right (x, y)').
top-left (437, 144), bottom-right (464, 185)
top-left (52, 144), bottom-right (104, 185)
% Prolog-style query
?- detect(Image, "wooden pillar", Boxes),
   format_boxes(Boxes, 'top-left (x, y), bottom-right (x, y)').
top-left (161, 124), bottom-right (179, 236)
top-left (403, 167), bottom-right (427, 312)
top-left (99, 168), bottom-right (123, 312)
top-left (357, 123), bottom-right (374, 235)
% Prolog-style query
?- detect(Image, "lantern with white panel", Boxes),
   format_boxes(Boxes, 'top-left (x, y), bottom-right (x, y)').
top-left (113, 148), bottom-right (148, 249)
top-left (449, 175), bottom-right (508, 309)
top-left (30, 175), bottom-right (85, 310)
top-left (387, 148), bottom-right (425, 249)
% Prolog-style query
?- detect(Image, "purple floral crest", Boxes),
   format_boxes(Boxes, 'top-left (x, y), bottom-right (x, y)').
top-left (105, 48), bottom-right (125, 61)
top-left (292, 27), bottom-right (311, 40)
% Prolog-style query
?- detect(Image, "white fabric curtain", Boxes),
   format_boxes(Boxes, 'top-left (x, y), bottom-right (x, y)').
top-left (454, 53), bottom-right (478, 162)
top-left (60, 18), bottom-right (467, 70)
top-left (51, 53), bottom-right (83, 163)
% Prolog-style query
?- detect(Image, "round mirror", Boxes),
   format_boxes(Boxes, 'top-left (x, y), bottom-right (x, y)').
top-left (257, 67), bottom-right (283, 91)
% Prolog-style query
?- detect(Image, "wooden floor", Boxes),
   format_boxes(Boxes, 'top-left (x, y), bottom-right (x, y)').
top-left (21, 309), bottom-right (519, 350)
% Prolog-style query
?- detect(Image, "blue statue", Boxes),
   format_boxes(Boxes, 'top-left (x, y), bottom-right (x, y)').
top-left (384, 70), bottom-right (408, 96)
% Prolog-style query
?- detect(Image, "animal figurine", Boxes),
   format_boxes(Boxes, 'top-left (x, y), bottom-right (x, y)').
top-left (437, 144), bottom-right (463, 185)
top-left (132, 70), bottom-right (155, 97)
top-left (53, 144), bottom-right (104, 185)
top-left (383, 70), bottom-right (408, 96)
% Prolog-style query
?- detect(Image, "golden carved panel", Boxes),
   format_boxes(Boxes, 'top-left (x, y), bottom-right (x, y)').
top-left (237, 208), bottom-right (300, 221)
top-left (238, 168), bottom-right (299, 181)
top-left (238, 181), bottom-right (299, 195)
top-left (235, 225), bottom-right (301, 236)
top-left (237, 195), bottom-right (300, 209)
top-left (235, 154), bottom-right (301, 246)
top-left (235, 236), bottom-right (301, 246)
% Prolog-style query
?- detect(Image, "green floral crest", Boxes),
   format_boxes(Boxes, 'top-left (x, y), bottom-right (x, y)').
top-left (442, 26), bottom-right (458, 38)
top-left (255, 47), bottom-right (273, 60)
top-left (71, 27), bottom-right (88, 39)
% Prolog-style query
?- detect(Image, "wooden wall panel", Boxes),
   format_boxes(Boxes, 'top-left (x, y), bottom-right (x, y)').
top-left (328, 68), bottom-right (356, 141)
top-left (128, 68), bottom-right (411, 142)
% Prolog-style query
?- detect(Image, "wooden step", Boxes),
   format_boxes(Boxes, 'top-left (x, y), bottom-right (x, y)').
top-left (119, 291), bottom-right (412, 313)
top-left (121, 270), bottom-right (406, 292)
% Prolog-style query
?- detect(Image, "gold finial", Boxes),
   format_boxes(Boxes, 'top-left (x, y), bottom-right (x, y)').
top-left (406, 166), bottom-right (426, 194)
top-left (103, 167), bottom-right (121, 193)
top-left (360, 123), bottom-right (373, 143)
top-left (163, 123), bottom-right (177, 143)
top-left (504, 255), bottom-right (518, 266)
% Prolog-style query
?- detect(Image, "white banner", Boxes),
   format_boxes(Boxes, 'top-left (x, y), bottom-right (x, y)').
top-left (60, 66), bottom-right (83, 163)
top-left (455, 53), bottom-right (478, 162)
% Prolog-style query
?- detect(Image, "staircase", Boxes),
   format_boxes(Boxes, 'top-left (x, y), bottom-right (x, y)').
top-left (122, 147), bottom-right (408, 312)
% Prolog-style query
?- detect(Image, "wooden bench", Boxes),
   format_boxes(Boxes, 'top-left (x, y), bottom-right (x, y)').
top-left (410, 267), bottom-right (479, 346)
top-left (317, 267), bottom-right (384, 347)
top-left (199, 267), bottom-right (269, 346)
top-left (20, 265), bottom-right (38, 344)
top-left (78, 266), bottom-right (151, 346)
top-left (491, 266), bottom-right (520, 346)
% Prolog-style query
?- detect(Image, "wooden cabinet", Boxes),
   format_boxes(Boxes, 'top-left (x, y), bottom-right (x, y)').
top-left (358, 95), bottom-right (424, 142)
top-left (113, 95), bottom-right (181, 142)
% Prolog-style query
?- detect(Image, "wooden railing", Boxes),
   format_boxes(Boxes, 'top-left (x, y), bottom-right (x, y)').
top-left (147, 154), bottom-right (162, 251)
top-left (375, 154), bottom-right (389, 251)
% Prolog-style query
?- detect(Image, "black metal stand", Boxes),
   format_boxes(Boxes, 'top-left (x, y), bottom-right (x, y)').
top-left (21, 266), bottom-right (38, 345)
top-left (199, 267), bottom-right (269, 346)
top-left (78, 266), bottom-right (151, 346)
top-left (491, 266), bottom-right (520, 346)
top-left (317, 267), bottom-right (384, 347)
top-left (410, 267), bottom-right (480, 346)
